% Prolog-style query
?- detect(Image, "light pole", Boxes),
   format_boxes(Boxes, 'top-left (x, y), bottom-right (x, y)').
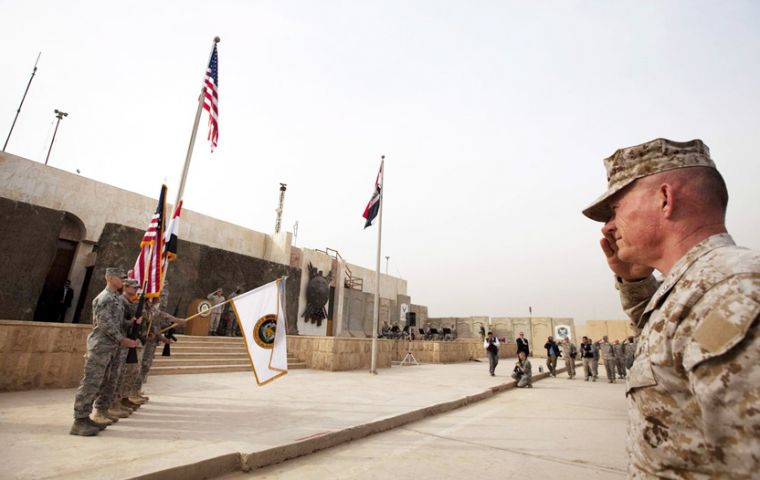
top-left (274, 183), bottom-right (287, 233)
top-left (45, 109), bottom-right (68, 165)
top-left (385, 256), bottom-right (390, 275)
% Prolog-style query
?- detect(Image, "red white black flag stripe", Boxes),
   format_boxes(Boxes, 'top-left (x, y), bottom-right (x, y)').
top-left (163, 200), bottom-right (182, 267)
top-left (362, 162), bottom-right (382, 228)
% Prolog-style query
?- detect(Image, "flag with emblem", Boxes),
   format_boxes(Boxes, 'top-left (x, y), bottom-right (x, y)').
top-left (230, 279), bottom-right (288, 386)
top-left (132, 185), bottom-right (167, 297)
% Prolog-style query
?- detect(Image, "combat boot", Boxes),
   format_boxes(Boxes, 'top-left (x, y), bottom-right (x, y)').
top-left (109, 404), bottom-right (130, 418)
top-left (91, 409), bottom-right (114, 426)
top-left (87, 417), bottom-right (108, 431)
top-left (101, 409), bottom-right (120, 422)
top-left (70, 418), bottom-right (99, 436)
top-left (121, 398), bottom-right (139, 410)
top-left (128, 395), bottom-right (147, 405)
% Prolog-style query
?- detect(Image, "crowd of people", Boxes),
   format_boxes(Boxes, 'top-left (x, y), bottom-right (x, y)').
top-left (483, 330), bottom-right (637, 386)
top-left (70, 268), bottom-right (187, 436)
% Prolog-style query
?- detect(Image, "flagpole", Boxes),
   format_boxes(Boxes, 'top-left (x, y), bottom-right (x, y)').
top-left (3, 52), bottom-right (41, 152)
top-left (173, 36), bottom-right (220, 210)
top-left (163, 37), bottom-right (219, 292)
top-left (370, 156), bottom-right (385, 374)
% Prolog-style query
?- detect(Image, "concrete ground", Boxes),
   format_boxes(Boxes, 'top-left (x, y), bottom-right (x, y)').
top-left (0, 359), bottom-right (627, 479)
top-left (228, 371), bottom-right (628, 480)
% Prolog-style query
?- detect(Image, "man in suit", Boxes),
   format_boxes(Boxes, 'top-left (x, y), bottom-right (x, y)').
top-left (516, 331), bottom-right (530, 357)
top-left (56, 280), bottom-right (74, 323)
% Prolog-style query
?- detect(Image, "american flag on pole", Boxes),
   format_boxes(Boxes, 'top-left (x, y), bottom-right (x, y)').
top-left (132, 185), bottom-right (167, 298)
top-left (203, 43), bottom-right (219, 151)
top-left (362, 161), bottom-right (383, 228)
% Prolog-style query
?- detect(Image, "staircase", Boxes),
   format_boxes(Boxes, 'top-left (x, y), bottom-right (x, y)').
top-left (150, 335), bottom-right (305, 376)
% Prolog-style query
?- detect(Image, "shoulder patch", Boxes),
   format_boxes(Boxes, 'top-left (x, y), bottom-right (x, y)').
top-left (685, 294), bottom-right (760, 371)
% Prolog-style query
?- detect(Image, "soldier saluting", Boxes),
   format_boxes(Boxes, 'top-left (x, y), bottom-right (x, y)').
top-left (71, 267), bottom-right (140, 436)
top-left (584, 138), bottom-right (760, 477)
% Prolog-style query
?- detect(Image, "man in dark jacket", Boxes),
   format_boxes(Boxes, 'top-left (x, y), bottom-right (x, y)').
top-left (516, 332), bottom-right (530, 357)
top-left (544, 336), bottom-right (561, 377)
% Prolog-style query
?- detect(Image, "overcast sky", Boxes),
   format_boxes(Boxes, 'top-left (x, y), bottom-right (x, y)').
top-left (2, 1), bottom-right (759, 323)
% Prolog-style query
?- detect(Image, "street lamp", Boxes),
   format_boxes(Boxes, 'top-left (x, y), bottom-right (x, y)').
top-left (45, 109), bottom-right (68, 165)
top-left (385, 256), bottom-right (390, 275)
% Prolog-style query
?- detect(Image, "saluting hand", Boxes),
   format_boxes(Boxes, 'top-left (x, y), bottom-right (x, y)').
top-left (600, 237), bottom-right (653, 282)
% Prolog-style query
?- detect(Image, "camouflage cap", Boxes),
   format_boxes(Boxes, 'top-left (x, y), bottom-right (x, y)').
top-left (582, 138), bottom-right (715, 222)
top-left (123, 278), bottom-right (139, 288)
top-left (105, 267), bottom-right (127, 278)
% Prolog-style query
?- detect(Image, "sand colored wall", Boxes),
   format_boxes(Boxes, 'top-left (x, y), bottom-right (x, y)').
top-left (576, 320), bottom-right (635, 342)
top-left (287, 335), bottom-right (393, 371)
top-left (0, 320), bottom-right (90, 391)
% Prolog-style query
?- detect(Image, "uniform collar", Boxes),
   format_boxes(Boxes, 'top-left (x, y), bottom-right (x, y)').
top-left (638, 233), bottom-right (735, 326)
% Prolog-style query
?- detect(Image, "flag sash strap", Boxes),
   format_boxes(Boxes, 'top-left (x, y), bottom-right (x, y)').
top-left (230, 278), bottom-right (288, 386)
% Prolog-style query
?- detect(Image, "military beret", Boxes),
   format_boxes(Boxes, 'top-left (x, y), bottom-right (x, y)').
top-left (582, 138), bottom-right (716, 222)
top-left (105, 267), bottom-right (127, 278)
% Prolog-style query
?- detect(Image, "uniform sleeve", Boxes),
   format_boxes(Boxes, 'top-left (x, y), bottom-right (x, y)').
top-left (154, 309), bottom-right (180, 329)
top-left (97, 296), bottom-right (125, 343)
top-left (681, 275), bottom-right (760, 470)
top-left (615, 274), bottom-right (660, 327)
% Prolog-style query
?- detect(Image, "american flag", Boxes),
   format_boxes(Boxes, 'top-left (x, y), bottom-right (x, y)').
top-left (203, 44), bottom-right (219, 151)
top-left (132, 185), bottom-right (167, 298)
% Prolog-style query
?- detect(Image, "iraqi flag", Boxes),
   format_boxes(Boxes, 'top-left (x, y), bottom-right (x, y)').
top-left (163, 200), bottom-right (182, 266)
top-left (362, 160), bottom-right (383, 228)
top-left (231, 279), bottom-right (288, 386)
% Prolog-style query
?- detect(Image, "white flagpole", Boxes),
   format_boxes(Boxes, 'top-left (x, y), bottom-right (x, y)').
top-left (164, 36), bottom-right (219, 290)
top-left (370, 156), bottom-right (385, 374)
top-left (173, 36), bottom-right (220, 210)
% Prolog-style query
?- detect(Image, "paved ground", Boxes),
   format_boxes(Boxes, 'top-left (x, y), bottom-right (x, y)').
top-left (0, 359), bottom-right (627, 479)
top-left (224, 371), bottom-right (628, 480)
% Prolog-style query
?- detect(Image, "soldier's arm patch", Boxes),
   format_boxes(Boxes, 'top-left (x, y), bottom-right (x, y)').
top-left (684, 293), bottom-right (760, 371)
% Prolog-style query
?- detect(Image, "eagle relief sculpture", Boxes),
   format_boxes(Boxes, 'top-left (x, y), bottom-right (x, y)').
top-left (302, 262), bottom-right (333, 327)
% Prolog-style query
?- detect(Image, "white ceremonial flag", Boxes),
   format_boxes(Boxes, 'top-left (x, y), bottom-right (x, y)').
top-left (231, 279), bottom-right (288, 386)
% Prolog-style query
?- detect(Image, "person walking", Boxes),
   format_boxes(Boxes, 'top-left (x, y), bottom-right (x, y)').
top-left (543, 336), bottom-right (561, 377)
top-left (580, 336), bottom-right (596, 381)
top-left (560, 337), bottom-right (577, 379)
top-left (584, 138), bottom-right (760, 477)
top-left (484, 331), bottom-right (500, 376)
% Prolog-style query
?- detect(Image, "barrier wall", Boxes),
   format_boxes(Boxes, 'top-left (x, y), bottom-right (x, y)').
top-left (0, 320), bottom-right (90, 391)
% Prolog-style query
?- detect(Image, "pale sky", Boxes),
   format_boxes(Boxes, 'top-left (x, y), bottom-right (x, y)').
top-left (2, 1), bottom-right (759, 323)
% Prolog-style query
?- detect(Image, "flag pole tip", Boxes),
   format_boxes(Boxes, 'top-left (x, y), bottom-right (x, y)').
top-left (381, 155), bottom-right (385, 159)
top-left (214, 36), bottom-right (221, 43)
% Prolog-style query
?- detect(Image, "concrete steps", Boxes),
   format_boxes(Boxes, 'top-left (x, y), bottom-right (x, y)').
top-left (150, 334), bottom-right (305, 375)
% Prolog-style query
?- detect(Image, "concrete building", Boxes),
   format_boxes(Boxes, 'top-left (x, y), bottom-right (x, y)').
top-left (0, 152), bottom-right (419, 337)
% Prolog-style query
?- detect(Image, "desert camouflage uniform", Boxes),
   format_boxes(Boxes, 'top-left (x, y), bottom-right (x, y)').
top-left (560, 341), bottom-right (577, 378)
top-left (73, 288), bottom-right (125, 420)
top-left (618, 234), bottom-right (760, 478)
top-left (599, 340), bottom-right (616, 382)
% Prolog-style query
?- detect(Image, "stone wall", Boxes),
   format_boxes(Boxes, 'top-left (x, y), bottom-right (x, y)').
top-left (80, 223), bottom-right (301, 330)
top-left (0, 320), bottom-right (90, 391)
top-left (287, 335), bottom-right (393, 371)
top-left (0, 198), bottom-right (66, 321)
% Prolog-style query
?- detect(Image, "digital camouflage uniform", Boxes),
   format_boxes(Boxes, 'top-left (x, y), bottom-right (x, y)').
top-left (511, 358), bottom-right (532, 388)
top-left (73, 287), bottom-right (125, 420)
top-left (93, 295), bottom-right (137, 410)
top-left (599, 340), bottom-right (616, 382)
top-left (613, 343), bottom-right (626, 379)
top-left (617, 234), bottom-right (760, 478)
top-left (623, 338), bottom-right (637, 370)
top-left (138, 302), bottom-right (180, 389)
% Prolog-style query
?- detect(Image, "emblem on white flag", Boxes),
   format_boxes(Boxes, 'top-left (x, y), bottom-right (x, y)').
top-left (230, 279), bottom-right (288, 385)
